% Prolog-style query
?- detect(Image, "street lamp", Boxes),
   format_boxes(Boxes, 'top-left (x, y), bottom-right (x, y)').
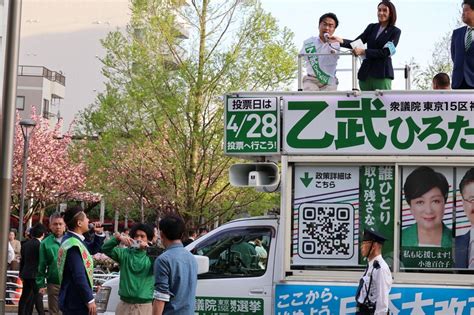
top-left (18, 118), bottom-right (36, 241)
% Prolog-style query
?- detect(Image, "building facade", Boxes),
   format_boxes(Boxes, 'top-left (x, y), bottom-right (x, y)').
top-left (16, 65), bottom-right (65, 123)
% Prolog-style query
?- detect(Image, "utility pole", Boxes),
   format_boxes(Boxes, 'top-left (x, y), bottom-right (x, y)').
top-left (0, 0), bottom-right (23, 313)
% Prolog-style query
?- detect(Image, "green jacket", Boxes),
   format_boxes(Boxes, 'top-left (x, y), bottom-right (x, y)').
top-left (102, 237), bottom-right (154, 304)
top-left (402, 223), bottom-right (452, 247)
top-left (36, 234), bottom-right (62, 288)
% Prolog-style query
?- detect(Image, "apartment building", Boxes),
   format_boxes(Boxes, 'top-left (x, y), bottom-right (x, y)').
top-left (16, 65), bottom-right (66, 123)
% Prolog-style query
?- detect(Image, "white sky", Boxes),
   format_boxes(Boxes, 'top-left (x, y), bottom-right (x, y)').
top-left (261, 0), bottom-right (461, 89)
top-left (17, 0), bottom-right (463, 128)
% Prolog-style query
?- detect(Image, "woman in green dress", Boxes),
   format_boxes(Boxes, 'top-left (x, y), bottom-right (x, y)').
top-left (402, 166), bottom-right (452, 247)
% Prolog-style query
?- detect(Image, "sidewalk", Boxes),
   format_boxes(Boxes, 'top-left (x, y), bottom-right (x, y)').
top-left (5, 304), bottom-right (16, 313)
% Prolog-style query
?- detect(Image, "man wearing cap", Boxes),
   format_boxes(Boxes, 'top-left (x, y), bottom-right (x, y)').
top-left (355, 229), bottom-right (392, 315)
top-left (58, 206), bottom-right (105, 315)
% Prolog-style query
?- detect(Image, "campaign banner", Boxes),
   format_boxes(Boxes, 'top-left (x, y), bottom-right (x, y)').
top-left (358, 166), bottom-right (395, 264)
top-left (292, 165), bottom-right (359, 266)
top-left (455, 167), bottom-right (473, 237)
top-left (225, 97), bottom-right (279, 155)
top-left (400, 166), bottom-right (474, 270)
top-left (275, 283), bottom-right (474, 315)
top-left (292, 164), bottom-right (471, 270)
top-left (400, 166), bottom-right (455, 269)
top-left (454, 167), bottom-right (474, 269)
top-left (196, 296), bottom-right (263, 315)
top-left (292, 165), bottom-right (395, 267)
top-left (283, 93), bottom-right (474, 155)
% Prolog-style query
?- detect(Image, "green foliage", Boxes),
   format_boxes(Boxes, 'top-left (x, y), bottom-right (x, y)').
top-left (411, 14), bottom-right (462, 90)
top-left (411, 32), bottom-right (453, 90)
top-left (79, 0), bottom-right (294, 227)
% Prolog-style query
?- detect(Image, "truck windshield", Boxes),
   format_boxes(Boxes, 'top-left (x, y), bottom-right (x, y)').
top-left (192, 227), bottom-right (272, 278)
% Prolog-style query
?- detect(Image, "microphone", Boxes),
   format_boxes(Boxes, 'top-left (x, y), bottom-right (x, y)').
top-left (88, 223), bottom-right (96, 234)
top-left (87, 222), bottom-right (106, 233)
top-left (323, 33), bottom-right (330, 42)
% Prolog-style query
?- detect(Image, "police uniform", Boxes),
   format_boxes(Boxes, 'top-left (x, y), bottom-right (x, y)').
top-left (355, 229), bottom-right (392, 315)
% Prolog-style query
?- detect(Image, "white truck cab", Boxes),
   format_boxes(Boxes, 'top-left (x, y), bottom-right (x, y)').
top-left (187, 216), bottom-right (280, 314)
top-left (96, 252), bottom-right (210, 314)
top-left (96, 216), bottom-right (279, 314)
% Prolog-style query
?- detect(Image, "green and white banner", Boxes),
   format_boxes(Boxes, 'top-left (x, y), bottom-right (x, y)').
top-left (195, 296), bottom-right (264, 315)
top-left (225, 97), bottom-right (279, 155)
top-left (400, 166), bottom-right (455, 269)
top-left (283, 93), bottom-right (474, 155)
top-left (291, 165), bottom-right (395, 267)
top-left (292, 165), bottom-right (360, 266)
top-left (359, 166), bottom-right (395, 264)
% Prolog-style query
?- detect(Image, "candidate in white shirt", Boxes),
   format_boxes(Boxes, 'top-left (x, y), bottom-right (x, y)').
top-left (355, 229), bottom-right (392, 315)
top-left (300, 13), bottom-right (341, 91)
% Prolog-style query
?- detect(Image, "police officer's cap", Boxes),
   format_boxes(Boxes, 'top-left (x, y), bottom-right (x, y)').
top-left (362, 228), bottom-right (387, 244)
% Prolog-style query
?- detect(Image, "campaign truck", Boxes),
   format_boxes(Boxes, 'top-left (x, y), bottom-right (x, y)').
top-left (97, 90), bottom-right (474, 314)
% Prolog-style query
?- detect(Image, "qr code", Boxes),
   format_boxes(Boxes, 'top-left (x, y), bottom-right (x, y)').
top-left (298, 203), bottom-right (354, 259)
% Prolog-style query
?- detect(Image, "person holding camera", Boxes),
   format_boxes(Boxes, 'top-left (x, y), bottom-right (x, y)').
top-left (102, 223), bottom-right (156, 315)
top-left (355, 229), bottom-right (392, 315)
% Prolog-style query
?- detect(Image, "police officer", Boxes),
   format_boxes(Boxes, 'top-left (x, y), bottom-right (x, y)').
top-left (355, 229), bottom-right (392, 315)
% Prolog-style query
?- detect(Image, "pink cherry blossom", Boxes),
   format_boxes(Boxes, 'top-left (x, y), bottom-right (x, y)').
top-left (11, 108), bottom-right (95, 222)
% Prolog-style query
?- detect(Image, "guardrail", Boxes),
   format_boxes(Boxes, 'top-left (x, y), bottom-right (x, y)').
top-left (297, 52), bottom-right (411, 91)
top-left (5, 270), bottom-right (119, 305)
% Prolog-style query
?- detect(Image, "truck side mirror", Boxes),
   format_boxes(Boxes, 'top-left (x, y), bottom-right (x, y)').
top-left (194, 255), bottom-right (209, 274)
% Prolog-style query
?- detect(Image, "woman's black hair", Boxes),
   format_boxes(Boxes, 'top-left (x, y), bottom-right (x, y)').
top-left (404, 166), bottom-right (449, 205)
top-left (378, 0), bottom-right (397, 26)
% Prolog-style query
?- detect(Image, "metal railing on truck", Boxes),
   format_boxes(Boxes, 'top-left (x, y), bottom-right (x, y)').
top-left (297, 52), bottom-right (412, 91)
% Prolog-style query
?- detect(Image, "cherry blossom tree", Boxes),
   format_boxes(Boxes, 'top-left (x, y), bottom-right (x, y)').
top-left (11, 110), bottom-right (97, 223)
top-left (84, 138), bottom-right (174, 223)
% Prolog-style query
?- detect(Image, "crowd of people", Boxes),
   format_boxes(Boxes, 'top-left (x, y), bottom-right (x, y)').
top-left (7, 205), bottom-right (207, 315)
top-left (301, 0), bottom-right (474, 91)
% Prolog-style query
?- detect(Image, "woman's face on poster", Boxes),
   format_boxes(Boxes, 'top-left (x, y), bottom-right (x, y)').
top-left (462, 182), bottom-right (474, 225)
top-left (409, 187), bottom-right (446, 231)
